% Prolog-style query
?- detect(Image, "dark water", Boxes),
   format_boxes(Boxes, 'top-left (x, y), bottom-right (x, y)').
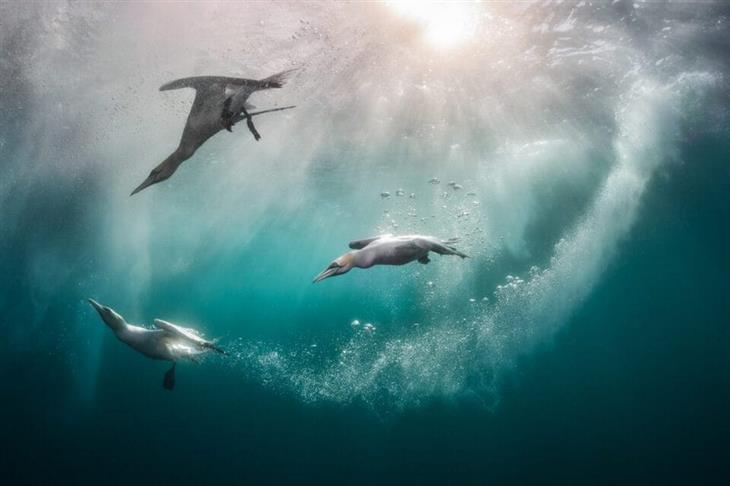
top-left (2, 2), bottom-right (729, 484)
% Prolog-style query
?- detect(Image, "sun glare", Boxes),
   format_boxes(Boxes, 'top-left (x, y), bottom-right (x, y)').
top-left (386, 0), bottom-right (480, 48)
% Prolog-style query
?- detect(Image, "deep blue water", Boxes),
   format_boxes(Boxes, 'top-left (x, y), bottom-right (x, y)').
top-left (2, 2), bottom-right (729, 484)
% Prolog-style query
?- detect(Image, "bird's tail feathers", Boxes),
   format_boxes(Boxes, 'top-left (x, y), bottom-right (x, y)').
top-left (440, 238), bottom-right (467, 257)
top-left (442, 243), bottom-right (469, 259)
top-left (204, 342), bottom-right (226, 355)
top-left (445, 245), bottom-right (468, 259)
top-left (258, 68), bottom-right (299, 89)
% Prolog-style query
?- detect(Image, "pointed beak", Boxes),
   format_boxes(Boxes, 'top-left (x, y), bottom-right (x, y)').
top-left (88, 298), bottom-right (104, 315)
top-left (312, 267), bottom-right (338, 284)
top-left (130, 175), bottom-right (157, 196)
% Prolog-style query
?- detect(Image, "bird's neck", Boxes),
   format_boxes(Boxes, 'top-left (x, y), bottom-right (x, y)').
top-left (173, 143), bottom-right (197, 163)
top-left (116, 324), bottom-right (148, 342)
top-left (351, 250), bottom-right (373, 269)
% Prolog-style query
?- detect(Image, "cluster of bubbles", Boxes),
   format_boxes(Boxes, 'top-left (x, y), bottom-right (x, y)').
top-left (222, 68), bottom-right (717, 411)
top-left (374, 177), bottom-right (483, 247)
top-left (350, 319), bottom-right (376, 333)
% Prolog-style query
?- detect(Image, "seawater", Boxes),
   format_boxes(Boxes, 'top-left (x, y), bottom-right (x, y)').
top-left (1, 1), bottom-right (729, 484)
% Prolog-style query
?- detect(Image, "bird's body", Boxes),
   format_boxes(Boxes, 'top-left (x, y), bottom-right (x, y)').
top-left (349, 235), bottom-right (464, 267)
top-left (131, 69), bottom-right (297, 195)
top-left (313, 234), bottom-right (468, 282)
top-left (108, 322), bottom-right (214, 361)
top-left (88, 299), bottom-right (223, 389)
top-left (112, 325), bottom-right (178, 361)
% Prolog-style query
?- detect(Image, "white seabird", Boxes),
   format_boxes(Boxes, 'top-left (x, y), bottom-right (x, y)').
top-left (88, 299), bottom-right (224, 390)
top-left (313, 234), bottom-right (468, 283)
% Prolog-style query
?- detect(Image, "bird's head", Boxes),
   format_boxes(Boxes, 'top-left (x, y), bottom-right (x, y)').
top-left (88, 299), bottom-right (126, 332)
top-left (130, 163), bottom-right (176, 196)
top-left (313, 253), bottom-right (355, 283)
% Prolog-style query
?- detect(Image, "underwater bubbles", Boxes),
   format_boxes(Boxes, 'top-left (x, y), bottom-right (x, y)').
top-left (226, 72), bottom-right (716, 411)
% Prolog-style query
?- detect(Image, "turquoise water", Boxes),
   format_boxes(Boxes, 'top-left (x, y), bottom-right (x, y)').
top-left (2, 1), bottom-right (729, 483)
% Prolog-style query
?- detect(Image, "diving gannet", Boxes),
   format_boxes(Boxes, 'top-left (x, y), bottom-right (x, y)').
top-left (313, 234), bottom-right (468, 283)
top-left (130, 68), bottom-right (297, 195)
top-left (88, 299), bottom-right (224, 390)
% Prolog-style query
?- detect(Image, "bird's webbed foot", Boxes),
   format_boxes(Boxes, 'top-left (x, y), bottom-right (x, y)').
top-left (242, 107), bottom-right (262, 141)
top-left (163, 362), bottom-right (176, 391)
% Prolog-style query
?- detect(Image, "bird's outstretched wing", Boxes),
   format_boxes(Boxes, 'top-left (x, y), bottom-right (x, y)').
top-left (160, 71), bottom-right (298, 133)
top-left (349, 234), bottom-right (392, 249)
top-left (160, 68), bottom-right (298, 92)
top-left (154, 318), bottom-right (204, 342)
top-left (159, 76), bottom-right (261, 92)
top-left (153, 319), bottom-right (225, 354)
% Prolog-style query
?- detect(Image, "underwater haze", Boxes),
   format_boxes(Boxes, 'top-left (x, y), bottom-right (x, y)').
top-left (1, 1), bottom-right (729, 483)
